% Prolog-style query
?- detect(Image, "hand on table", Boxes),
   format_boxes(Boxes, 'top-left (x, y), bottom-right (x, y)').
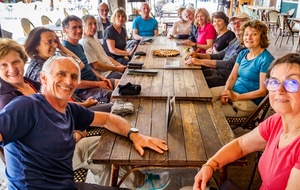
top-left (185, 57), bottom-right (202, 67)
top-left (115, 65), bottom-right (127, 73)
top-left (130, 133), bottom-right (168, 156)
top-left (185, 52), bottom-right (198, 60)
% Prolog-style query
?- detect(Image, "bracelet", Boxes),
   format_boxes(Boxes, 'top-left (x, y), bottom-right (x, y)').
top-left (202, 164), bottom-right (216, 172)
top-left (210, 159), bottom-right (220, 169)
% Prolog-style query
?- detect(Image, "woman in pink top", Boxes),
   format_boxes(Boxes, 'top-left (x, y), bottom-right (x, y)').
top-left (189, 8), bottom-right (216, 53)
top-left (192, 53), bottom-right (300, 190)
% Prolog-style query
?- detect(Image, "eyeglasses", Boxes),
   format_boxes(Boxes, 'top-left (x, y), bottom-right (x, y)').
top-left (264, 78), bottom-right (300, 93)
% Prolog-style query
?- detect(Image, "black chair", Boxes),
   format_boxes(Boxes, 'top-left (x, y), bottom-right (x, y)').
top-left (226, 95), bottom-right (270, 130)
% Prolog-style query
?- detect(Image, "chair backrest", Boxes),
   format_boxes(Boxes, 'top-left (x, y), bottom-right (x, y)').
top-left (278, 13), bottom-right (285, 30)
top-left (64, 9), bottom-right (69, 18)
top-left (243, 6), bottom-right (259, 20)
top-left (267, 10), bottom-right (279, 23)
top-left (20, 18), bottom-right (35, 36)
top-left (41, 15), bottom-right (52, 25)
top-left (226, 94), bottom-right (270, 130)
top-left (287, 8), bottom-right (295, 17)
top-left (82, 7), bottom-right (89, 15)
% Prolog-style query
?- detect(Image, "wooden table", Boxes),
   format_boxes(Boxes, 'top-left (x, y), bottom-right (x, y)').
top-left (112, 69), bottom-right (212, 101)
top-left (93, 99), bottom-right (235, 187)
top-left (132, 37), bottom-right (199, 70)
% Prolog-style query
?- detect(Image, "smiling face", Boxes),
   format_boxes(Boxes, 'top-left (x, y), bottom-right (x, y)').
top-left (231, 18), bottom-right (248, 37)
top-left (0, 50), bottom-right (24, 86)
top-left (64, 20), bottom-right (83, 43)
top-left (36, 31), bottom-right (58, 59)
top-left (84, 17), bottom-right (97, 37)
top-left (41, 57), bottom-right (80, 102)
top-left (195, 11), bottom-right (206, 26)
top-left (213, 18), bottom-right (227, 33)
top-left (269, 63), bottom-right (300, 116)
top-left (183, 9), bottom-right (194, 22)
top-left (243, 26), bottom-right (261, 49)
top-left (98, 3), bottom-right (109, 20)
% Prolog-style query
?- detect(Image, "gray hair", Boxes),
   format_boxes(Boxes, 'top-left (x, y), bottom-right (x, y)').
top-left (42, 56), bottom-right (81, 83)
top-left (82, 14), bottom-right (96, 26)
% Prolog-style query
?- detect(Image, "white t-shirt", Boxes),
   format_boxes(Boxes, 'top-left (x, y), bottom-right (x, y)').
top-left (80, 36), bottom-right (115, 77)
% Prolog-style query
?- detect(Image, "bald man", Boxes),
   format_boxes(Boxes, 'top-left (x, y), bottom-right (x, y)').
top-left (96, 2), bottom-right (111, 41)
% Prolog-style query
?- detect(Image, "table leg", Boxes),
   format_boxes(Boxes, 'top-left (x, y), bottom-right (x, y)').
top-left (219, 166), bottom-right (228, 185)
top-left (110, 164), bottom-right (120, 187)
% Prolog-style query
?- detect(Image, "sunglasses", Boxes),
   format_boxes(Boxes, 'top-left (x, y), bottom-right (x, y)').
top-left (264, 78), bottom-right (300, 93)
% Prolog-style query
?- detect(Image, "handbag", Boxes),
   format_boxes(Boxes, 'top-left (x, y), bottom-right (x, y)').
top-left (111, 99), bottom-right (134, 116)
top-left (118, 82), bottom-right (141, 95)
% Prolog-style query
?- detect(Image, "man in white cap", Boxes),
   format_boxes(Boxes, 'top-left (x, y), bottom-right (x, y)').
top-left (184, 12), bottom-right (250, 88)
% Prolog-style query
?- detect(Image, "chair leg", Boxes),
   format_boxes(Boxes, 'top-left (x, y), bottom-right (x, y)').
top-left (274, 33), bottom-right (280, 45)
top-left (246, 151), bottom-right (262, 190)
top-left (280, 35), bottom-right (284, 48)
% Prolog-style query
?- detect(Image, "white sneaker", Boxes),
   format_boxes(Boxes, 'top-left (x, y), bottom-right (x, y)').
top-left (137, 171), bottom-right (171, 190)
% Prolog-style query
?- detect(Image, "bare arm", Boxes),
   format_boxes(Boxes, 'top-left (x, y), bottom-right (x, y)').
top-left (106, 39), bottom-right (136, 56)
top-left (191, 39), bottom-right (214, 51)
top-left (133, 29), bottom-right (143, 40)
top-left (224, 63), bottom-right (239, 91)
top-left (77, 80), bottom-right (111, 89)
top-left (286, 168), bottom-right (300, 189)
top-left (154, 29), bottom-right (158, 36)
top-left (91, 60), bottom-right (119, 72)
top-left (193, 127), bottom-right (266, 190)
top-left (90, 112), bottom-right (168, 156)
top-left (185, 58), bottom-right (217, 68)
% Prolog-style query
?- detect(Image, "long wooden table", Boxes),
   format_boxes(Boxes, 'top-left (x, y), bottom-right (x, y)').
top-left (112, 69), bottom-right (212, 101)
top-left (131, 37), bottom-right (200, 69)
top-left (93, 99), bottom-right (235, 187)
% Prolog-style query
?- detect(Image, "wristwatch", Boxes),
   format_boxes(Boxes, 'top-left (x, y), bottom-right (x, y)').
top-left (127, 128), bottom-right (139, 139)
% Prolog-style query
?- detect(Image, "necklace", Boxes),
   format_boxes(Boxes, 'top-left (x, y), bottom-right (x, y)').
top-left (282, 127), bottom-right (300, 139)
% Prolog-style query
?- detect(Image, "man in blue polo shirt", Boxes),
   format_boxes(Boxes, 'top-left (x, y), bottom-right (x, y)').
top-left (132, 3), bottom-right (158, 40)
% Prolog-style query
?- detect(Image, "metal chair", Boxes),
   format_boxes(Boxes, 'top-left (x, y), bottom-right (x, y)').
top-left (265, 10), bottom-right (279, 34)
top-left (20, 18), bottom-right (35, 36)
top-left (41, 15), bottom-right (52, 25)
top-left (82, 7), bottom-right (89, 16)
top-left (275, 13), bottom-right (299, 47)
top-left (226, 94), bottom-right (270, 130)
top-left (287, 8), bottom-right (295, 17)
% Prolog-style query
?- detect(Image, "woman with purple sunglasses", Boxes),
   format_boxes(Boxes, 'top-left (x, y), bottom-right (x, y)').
top-left (192, 53), bottom-right (300, 190)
